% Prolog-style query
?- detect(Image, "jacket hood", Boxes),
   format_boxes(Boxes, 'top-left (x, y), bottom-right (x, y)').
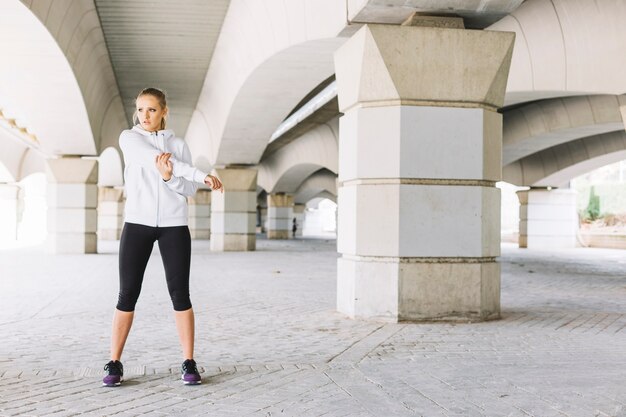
top-left (131, 124), bottom-right (175, 139)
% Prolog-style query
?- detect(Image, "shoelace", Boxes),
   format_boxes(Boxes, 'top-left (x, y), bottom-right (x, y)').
top-left (104, 361), bottom-right (123, 375)
top-left (182, 360), bottom-right (198, 374)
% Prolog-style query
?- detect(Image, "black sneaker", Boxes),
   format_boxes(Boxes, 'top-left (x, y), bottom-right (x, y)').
top-left (102, 360), bottom-right (124, 387)
top-left (181, 359), bottom-right (201, 385)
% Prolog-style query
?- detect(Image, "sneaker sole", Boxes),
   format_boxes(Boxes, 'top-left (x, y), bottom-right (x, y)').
top-left (181, 376), bottom-right (202, 385)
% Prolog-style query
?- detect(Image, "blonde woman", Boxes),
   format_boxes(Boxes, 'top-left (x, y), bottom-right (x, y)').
top-left (103, 87), bottom-right (223, 387)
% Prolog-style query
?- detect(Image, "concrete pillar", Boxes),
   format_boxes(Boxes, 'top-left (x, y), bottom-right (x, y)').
top-left (46, 157), bottom-right (98, 253)
top-left (97, 186), bottom-right (124, 240)
top-left (334, 24), bottom-right (514, 322)
top-left (267, 193), bottom-right (294, 239)
top-left (188, 189), bottom-right (211, 239)
top-left (0, 184), bottom-right (22, 242)
top-left (293, 204), bottom-right (305, 238)
top-left (210, 168), bottom-right (257, 251)
top-left (517, 188), bottom-right (578, 248)
top-left (259, 207), bottom-right (267, 233)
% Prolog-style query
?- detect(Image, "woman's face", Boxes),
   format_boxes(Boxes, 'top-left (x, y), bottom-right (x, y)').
top-left (136, 95), bottom-right (167, 132)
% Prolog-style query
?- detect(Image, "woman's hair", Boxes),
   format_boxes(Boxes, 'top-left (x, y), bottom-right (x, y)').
top-left (133, 87), bottom-right (168, 130)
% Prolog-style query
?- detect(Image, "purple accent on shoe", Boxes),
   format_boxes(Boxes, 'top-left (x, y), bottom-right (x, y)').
top-left (182, 372), bottom-right (202, 385)
top-left (102, 374), bottom-right (123, 387)
top-left (103, 360), bottom-right (124, 387)
top-left (181, 359), bottom-right (202, 385)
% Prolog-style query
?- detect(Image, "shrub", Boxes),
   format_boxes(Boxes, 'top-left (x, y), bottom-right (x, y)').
top-left (584, 186), bottom-right (601, 221)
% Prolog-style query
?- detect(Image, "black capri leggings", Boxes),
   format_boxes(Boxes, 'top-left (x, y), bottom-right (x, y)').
top-left (117, 222), bottom-right (192, 312)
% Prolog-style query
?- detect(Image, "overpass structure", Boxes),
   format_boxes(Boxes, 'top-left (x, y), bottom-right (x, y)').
top-left (1, 0), bottom-right (625, 322)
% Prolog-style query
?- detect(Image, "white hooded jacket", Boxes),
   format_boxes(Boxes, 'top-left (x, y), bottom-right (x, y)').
top-left (119, 125), bottom-right (208, 227)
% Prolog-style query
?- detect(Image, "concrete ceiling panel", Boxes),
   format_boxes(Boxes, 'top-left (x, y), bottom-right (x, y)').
top-left (94, 0), bottom-right (230, 138)
top-left (348, 0), bottom-right (525, 28)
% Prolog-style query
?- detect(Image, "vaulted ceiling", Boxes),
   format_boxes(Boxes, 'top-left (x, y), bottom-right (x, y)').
top-left (94, 0), bottom-right (230, 136)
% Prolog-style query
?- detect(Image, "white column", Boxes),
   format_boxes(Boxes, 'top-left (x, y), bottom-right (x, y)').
top-left (46, 157), bottom-right (98, 254)
top-left (97, 186), bottom-right (124, 240)
top-left (517, 189), bottom-right (578, 248)
top-left (267, 193), bottom-right (294, 239)
top-left (210, 168), bottom-right (257, 251)
top-left (0, 184), bottom-right (22, 242)
top-left (334, 23), bottom-right (514, 322)
top-left (293, 204), bottom-right (305, 238)
top-left (188, 189), bottom-right (211, 239)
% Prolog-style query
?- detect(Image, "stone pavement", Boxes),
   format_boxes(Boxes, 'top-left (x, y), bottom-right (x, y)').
top-left (1, 238), bottom-right (626, 417)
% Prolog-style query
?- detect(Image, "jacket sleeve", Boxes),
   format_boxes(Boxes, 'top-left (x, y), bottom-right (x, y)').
top-left (119, 132), bottom-right (208, 183)
top-left (162, 142), bottom-right (201, 197)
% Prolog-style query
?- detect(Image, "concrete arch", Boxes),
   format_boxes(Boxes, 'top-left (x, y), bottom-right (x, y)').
top-left (11, 0), bottom-right (127, 155)
top-left (306, 192), bottom-right (337, 206)
top-left (19, 150), bottom-right (46, 180)
top-left (257, 119), bottom-right (338, 193)
top-left (186, 0), bottom-right (348, 166)
top-left (503, 130), bottom-right (626, 187)
top-left (503, 95), bottom-right (626, 165)
top-left (98, 147), bottom-right (123, 187)
top-left (489, 0), bottom-right (626, 106)
top-left (0, 129), bottom-right (45, 183)
top-left (294, 169), bottom-right (337, 205)
top-left (0, 1), bottom-right (92, 155)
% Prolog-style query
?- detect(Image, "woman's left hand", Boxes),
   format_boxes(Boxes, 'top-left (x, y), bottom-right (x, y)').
top-left (204, 174), bottom-right (224, 193)
top-left (156, 153), bottom-right (173, 181)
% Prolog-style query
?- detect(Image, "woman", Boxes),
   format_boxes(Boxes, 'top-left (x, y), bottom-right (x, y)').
top-left (103, 87), bottom-right (223, 387)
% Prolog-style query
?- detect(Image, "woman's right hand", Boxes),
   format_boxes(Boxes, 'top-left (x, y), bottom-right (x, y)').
top-left (156, 153), bottom-right (173, 181)
top-left (204, 175), bottom-right (224, 193)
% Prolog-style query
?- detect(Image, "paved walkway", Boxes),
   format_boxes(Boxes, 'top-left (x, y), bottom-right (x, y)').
top-left (1, 238), bottom-right (626, 416)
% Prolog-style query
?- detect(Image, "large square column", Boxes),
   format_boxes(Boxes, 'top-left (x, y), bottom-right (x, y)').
top-left (334, 24), bottom-right (514, 322)
top-left (97, 186), bottom-right (124, 240)
top-left (46, 158), bottom-right (98, 254)
top-left (267, 193), bottom-right (294, 239)
top-left (188, 189), bottom-right (211, 239)
top-left (517, 189), bottom-right (578, 248)
top-left (210, 168), bottom-right (257, 251)
top-left (0, 184), bottom-right (22, 242)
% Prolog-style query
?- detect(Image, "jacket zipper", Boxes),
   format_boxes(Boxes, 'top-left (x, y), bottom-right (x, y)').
top-left (153, 132), bottom-right (160, 227)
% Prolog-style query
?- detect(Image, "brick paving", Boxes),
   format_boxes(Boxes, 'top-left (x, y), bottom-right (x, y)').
top-left (1, 239), bottom-right (626, 416)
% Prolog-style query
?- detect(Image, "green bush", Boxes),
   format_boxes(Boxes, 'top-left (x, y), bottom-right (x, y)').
top-left (584, 186), bottom-right (601, 220)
